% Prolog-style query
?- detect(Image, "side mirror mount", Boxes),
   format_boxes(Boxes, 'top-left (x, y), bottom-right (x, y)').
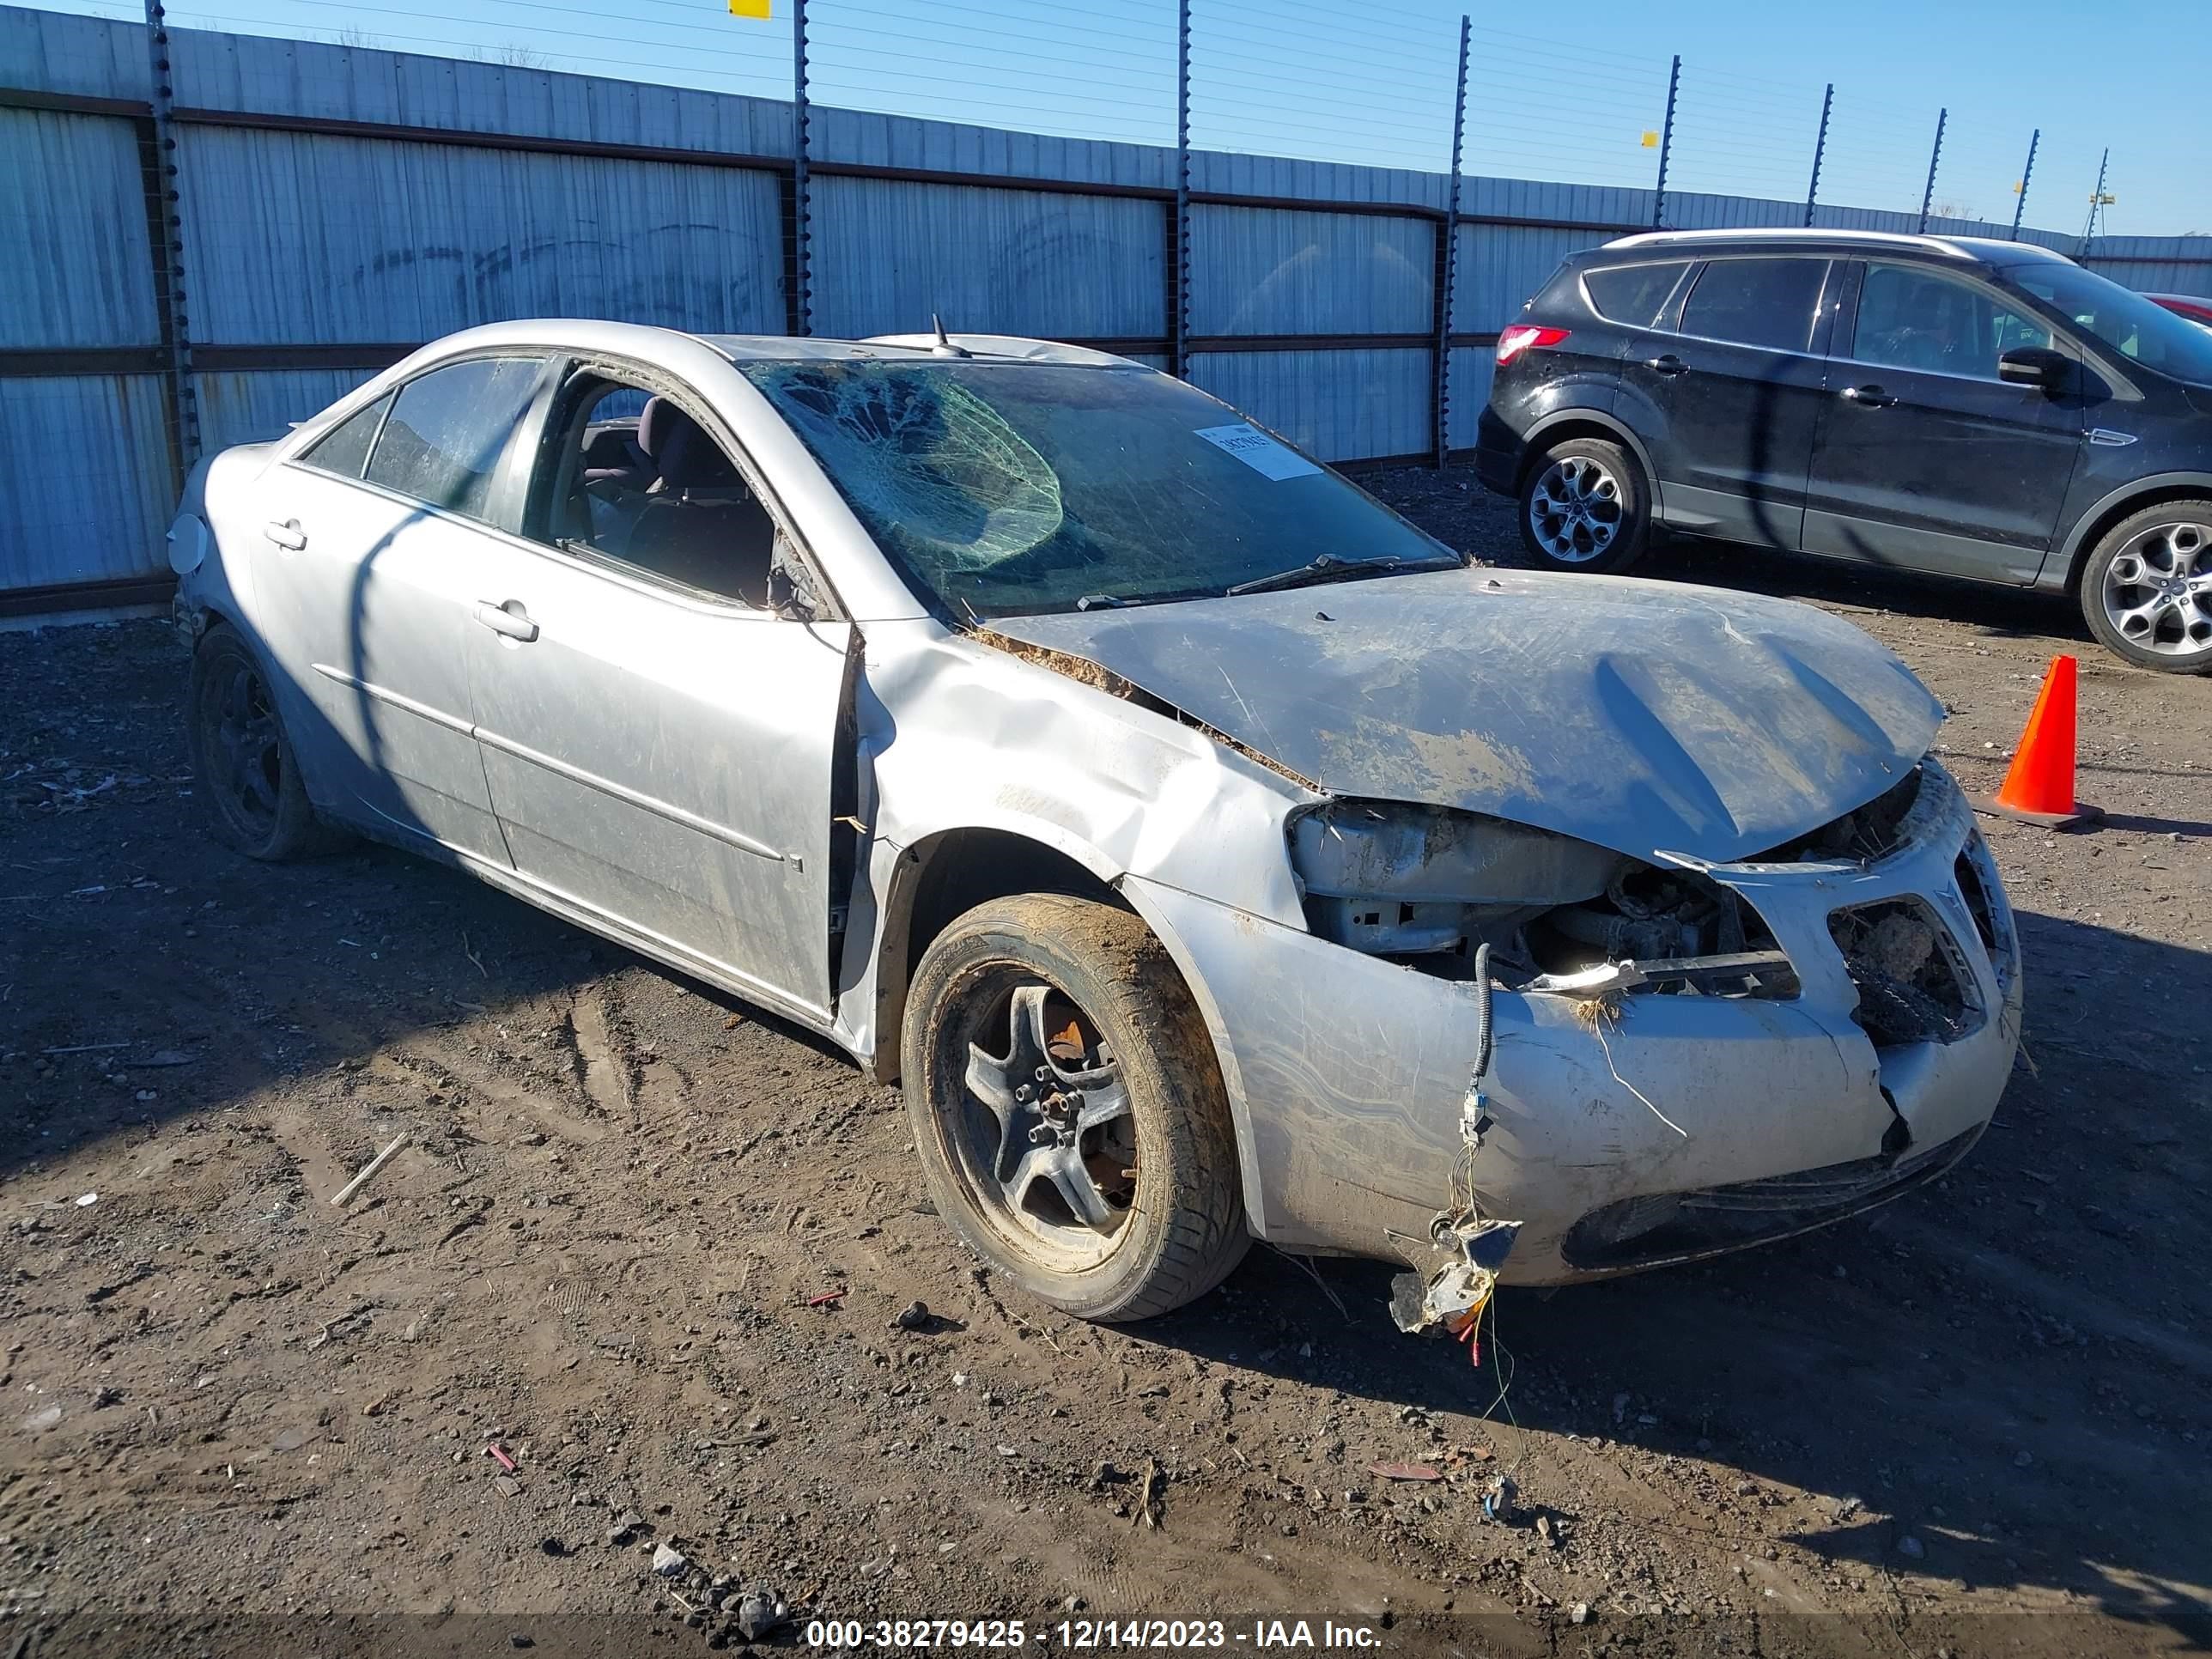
top-left (1997, 345), bottom-right (2069, 390)
top-left (765, 561), bottom-right (817, 623)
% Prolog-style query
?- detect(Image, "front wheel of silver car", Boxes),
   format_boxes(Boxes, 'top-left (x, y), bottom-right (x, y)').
top-left (2079, 501), bottom-right (2212, 674)
top-left (1518, 435), bottom-right (1652, 575)
top-left (902, 893), bottom-right (1249, 1322)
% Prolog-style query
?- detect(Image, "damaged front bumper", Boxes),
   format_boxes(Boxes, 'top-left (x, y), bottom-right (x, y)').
top-left (1131, 763), bottom-right (2019, 1285)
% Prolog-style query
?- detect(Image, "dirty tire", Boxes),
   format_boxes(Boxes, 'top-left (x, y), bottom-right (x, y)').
top-left (1517, 434), bottom-right (1651, 575)
top-left (186, 622), bottom-right (340, 860)
top-left (2076, 498), bottom-right (2212, 674)
top-left (902, 893), bottom-right (1249, 1322)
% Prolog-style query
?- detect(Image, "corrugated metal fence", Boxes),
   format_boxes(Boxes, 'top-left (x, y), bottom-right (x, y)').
top-left (2, 4), bottom-right (2204, 611)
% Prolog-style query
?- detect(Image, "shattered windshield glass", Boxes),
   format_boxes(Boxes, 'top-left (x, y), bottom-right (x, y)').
top-left (741, 359), bottom-right (1457, 617)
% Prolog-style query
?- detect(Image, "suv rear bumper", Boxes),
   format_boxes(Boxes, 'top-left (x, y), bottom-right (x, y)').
top-left (1472, 407), bottom-right (1523, 497)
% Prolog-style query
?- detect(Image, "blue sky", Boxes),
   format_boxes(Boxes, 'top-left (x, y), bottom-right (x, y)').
top-left (49, 0), bottom-right (2209, 234)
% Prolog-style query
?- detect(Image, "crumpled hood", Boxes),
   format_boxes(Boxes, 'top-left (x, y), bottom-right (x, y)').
top-left (989, 567), bottom-right (1944, 865)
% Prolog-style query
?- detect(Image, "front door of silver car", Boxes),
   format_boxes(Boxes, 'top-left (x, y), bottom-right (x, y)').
top-left (251, 355), bottom-right (549, 864)
top-left (459, 371), bottom-right (851, 1022)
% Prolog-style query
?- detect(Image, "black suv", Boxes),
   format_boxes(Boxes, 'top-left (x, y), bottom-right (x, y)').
top-left (1474, 229), bottom-right (2212, 672)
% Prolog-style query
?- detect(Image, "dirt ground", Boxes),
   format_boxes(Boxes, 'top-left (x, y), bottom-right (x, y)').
top-left (4, 471), bottom-right (2209, 1659)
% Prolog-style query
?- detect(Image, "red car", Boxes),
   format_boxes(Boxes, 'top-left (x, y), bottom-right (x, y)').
top-left (2148, 292), bottom-right (2212, 329)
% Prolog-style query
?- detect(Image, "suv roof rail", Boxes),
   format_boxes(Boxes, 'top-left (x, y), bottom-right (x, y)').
top-left (1602, 228), bottom-right (1976, 260)
top-left (1601, 228), bottom-right (2080, 266)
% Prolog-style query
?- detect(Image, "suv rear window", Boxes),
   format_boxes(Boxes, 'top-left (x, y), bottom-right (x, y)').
top-left (1680, 258), bottom-right (1829, 352)
top-left (1583, 261), bottom-right (1690, 328)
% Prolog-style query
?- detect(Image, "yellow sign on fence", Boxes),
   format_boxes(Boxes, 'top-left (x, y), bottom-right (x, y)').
top-left (729, 0), bottom-right (770, 15)
top-left (1640, 131), bottom-right (1659, 148)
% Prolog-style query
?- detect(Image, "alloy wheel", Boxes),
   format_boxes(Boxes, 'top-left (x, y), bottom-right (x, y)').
top-left (1528, 454), bottom-right (1624, 563)
top-left (2100, 519), bottom-right (2212, 662)
top-left (951, 979), bottom-right (1139, 1271)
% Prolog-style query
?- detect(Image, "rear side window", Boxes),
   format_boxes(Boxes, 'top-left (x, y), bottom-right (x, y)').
top-left (300, 392), bottom-right (390, 480)
top-left (1680, 258), bottom-right (1829, 352)
top-left (365, 356), bottom-right (545, 523)
top-left (1583, 261), bottom-right (1690, 328)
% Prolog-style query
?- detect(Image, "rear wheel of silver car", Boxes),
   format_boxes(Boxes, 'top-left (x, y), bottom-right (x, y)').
top-left (2079, 501), bottom-right (2212, 674)
top-left (902, 893), bottom-right (1249, 1322)
top-left (1518, 436), bottom-right (1651, 575)
top-left (187, 623), bottom-right (334, 860)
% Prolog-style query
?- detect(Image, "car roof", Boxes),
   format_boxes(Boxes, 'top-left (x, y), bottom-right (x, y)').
top-left (705, 331), bottom-right (1140, 368)
top-left (394, 318), bottom-right (1146, 372)
top-left (1598, 227), bottom-right (2080, 267)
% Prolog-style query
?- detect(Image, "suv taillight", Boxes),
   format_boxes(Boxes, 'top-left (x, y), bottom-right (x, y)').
top-left (1495, 325), bottom-right (1570, 366)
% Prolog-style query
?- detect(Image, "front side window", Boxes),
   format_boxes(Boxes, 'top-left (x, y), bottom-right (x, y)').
top-left (740, 360), bottom-right (1458, 618)
top-left (2008, 263), bottom-right (2212, 382)
top-left (1583, 260), bottom-right (1691, 328)
top-left (1852, 262), bottom-right (2053, 379)
top-left (363, 356), bottom-right (545, 523)
top-left (300, 391), bottom-right (391, 480)
top-left (529, 372), bottom-right (779, 606)
top-left (1679, 258), bottom-right (1830, 353)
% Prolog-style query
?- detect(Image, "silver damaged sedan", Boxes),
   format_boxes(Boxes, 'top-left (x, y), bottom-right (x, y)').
top-left (168, 321), bottom-right (2021, 1324)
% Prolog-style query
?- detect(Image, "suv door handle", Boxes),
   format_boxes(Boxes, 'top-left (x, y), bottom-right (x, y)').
top-left (1840, 385), bottom-right (1899, 407)
top-left (1645, 354), bottom-right (1688, 376)
top-left (263, 519), bottom-right (307, 550)
top-left (474, 599), bottom-right (539, 643)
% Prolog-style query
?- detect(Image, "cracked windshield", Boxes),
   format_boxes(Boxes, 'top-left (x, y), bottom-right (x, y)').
top-left (742, 359), bottom-right (1457, 617)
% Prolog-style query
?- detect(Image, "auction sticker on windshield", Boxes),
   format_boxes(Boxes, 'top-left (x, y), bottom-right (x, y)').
top-left (1194, 423), bottom-right (1321, 481)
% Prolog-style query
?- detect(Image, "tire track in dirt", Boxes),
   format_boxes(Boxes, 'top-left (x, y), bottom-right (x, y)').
top-left (568, 982), bottom-right (635, 1121)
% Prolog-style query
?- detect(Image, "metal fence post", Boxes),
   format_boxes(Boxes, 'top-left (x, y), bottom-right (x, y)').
top-left (2009, 127), bottom-right (2039, 241)
top-left (1171, 0), bottom-right (1190, 380)
top-left (2080, 146), bottom-right (2109, 252)
top-left (1432, 13), bottom-right (1468, 470)
top-left (1917, 106), bottom-right (1946, 234)
top-left (790, 0), bottom-right (811, 336)
top-left (1651, 53), bottom-right (1679, 229)
top-left (142, 0), bottom-right (198, 489)
top-left (1802, 82), bottom-right (1832, 227)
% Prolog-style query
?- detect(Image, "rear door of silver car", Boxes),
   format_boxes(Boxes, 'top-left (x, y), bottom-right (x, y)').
top-left (249, 354), bottom-right (550, 864)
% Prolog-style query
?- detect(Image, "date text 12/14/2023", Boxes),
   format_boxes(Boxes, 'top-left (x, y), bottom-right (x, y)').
top-left (802, 1620), bottom-right (1385, 1649)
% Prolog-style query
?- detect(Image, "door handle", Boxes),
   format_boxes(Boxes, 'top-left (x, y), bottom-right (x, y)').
top-left (474, 599), bottom-right (540, 643)
top-left (263, 519), bottom-right (307, 551)
top-left (1840, 385), bottom-right (1899, 407)
top-left (1645, 354), bottom-right (1688, 376)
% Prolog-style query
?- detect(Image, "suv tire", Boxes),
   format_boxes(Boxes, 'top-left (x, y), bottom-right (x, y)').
top-left (2077, 500), bottom-right (2212, 674)
top-left (1517, 435), bottom-right (1652, 575)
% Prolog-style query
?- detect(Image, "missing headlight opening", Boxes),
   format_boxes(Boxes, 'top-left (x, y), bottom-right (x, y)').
top-left (1288, 800), bottom-right (1797, 998)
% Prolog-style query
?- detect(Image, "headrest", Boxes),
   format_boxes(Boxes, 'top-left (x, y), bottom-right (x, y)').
top-left (641, 396), bottom-right (739, 490)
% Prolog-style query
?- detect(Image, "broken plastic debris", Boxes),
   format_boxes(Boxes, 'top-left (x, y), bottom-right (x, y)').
top-left (1390, 1218), bottom-right (1522, 1340)
top-left (1369, 1462), bottom-right (1443, 1483)
top-left (1483, 1473), bottom-right (1521, 1523)
top-left (75, 1193), bottom-right (98, 1207)
top-left (1526, 961), bottom-right (1647, 997)
top-left (734, 1587), bottom-right (788, 1642)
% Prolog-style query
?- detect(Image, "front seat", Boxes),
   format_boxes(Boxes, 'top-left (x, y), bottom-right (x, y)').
top-left (622, 401), bottom-right (777, 603)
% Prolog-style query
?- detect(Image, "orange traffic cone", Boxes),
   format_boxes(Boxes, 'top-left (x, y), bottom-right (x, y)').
top-left (1972, 654), bottom-right (2101, 829)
